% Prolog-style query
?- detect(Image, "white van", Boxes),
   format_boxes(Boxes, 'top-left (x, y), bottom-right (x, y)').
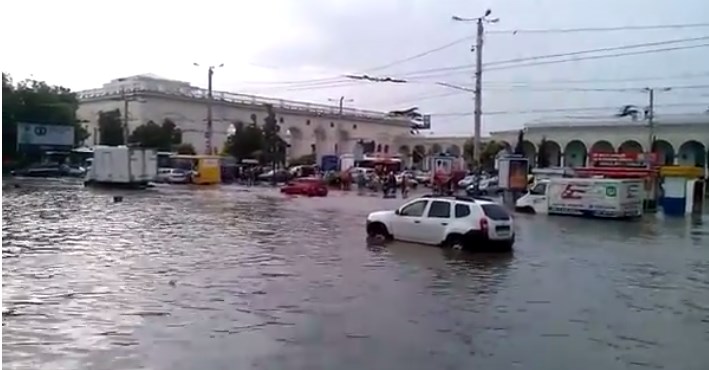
top-left (516, 178), bottom-right (644, 219)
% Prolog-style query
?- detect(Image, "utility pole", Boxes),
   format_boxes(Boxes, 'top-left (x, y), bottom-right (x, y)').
top-left (194, 62), bottom-right (224, 155)
top-left (328, 96), bottom-right (353, 115)
top-left (207, 67), bottom-right (214, 155)
top-left (643, 87), bottom-right (671, 168)
top-left (122, 88), bottom-right (129, 144)
top-left (452, 9), bottom-right (498, 170)
top-left (473, 18), bottom-right (484, 169)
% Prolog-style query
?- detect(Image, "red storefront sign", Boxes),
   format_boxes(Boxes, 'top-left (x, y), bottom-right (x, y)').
top-left (589, 152), bottom-right (658, 168)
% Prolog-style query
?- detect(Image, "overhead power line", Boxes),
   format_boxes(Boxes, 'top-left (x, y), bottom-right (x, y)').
top-left (488, 22), bottom-right (709, 35)
top-left (430, 102), bottom-right (708, 116)
top-left (235, 24), bottom-right (709, 87)
top-left (362, 35), bottom-right (472, 73)
top-left (473, 84), bottom-right (709, 93)
top-left (483, 43), bottom-right (709, 73)
top-left (239, 35), bottom-right (473, 88)
top-left (244, 38), bottom-right (709, 94)
top-left (481, 71), bottom-right (709, 86)
top-left (396, 35), bottom-right (709, 79)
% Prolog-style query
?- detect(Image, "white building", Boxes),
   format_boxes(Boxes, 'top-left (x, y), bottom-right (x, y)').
top-left (489, 115), bottom-right (709, 170)
top-left (76, 74), bottom-right (415, 159)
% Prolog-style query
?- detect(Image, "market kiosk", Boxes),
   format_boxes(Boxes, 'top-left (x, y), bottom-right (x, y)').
top-left (658, 166), bottom-right (705, 216)
top-left (498, 155), bottom-right (530, 208)
top-left (574, 153), bottom-right (660, 212)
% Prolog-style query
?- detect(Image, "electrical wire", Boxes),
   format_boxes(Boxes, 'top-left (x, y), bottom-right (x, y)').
top-left (233, 24), bottom-right (709, 87)
top-left (237, 35), bottom-right (473, 88)
top-left (477, 84), bottom-right (709, 93)
top-left (483, 43), bottom-right (709, 73)
top-left (240, 38), bottom-right (709, 93)
top-left (362, 35), bottom-right (472, 73)
top-left (396, 35), bottom-right (709, 79)
top-left (481, 71), bottom-right (709, 86)
top-left (430, 102), bottom-right (709, 116)
top-left (487, 23), bottom-right (709, 34)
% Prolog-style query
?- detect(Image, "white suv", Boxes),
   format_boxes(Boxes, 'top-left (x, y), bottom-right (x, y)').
top-left (366, 195), bottom-right (515, 252)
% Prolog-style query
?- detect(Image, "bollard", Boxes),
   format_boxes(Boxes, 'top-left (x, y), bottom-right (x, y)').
top-left (113, 195), bottom-right (123, 203)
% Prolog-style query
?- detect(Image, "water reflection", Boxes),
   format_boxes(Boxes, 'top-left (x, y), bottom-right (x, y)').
top-left (3, 181), bottom-right (709, 370)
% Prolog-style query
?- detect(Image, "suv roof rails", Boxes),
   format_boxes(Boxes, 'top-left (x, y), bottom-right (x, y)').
top-left (420, 194), bottom-right (481, 203)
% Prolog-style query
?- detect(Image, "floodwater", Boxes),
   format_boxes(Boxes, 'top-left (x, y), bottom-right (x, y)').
top-left (2, 179), bottom-right (709, 370)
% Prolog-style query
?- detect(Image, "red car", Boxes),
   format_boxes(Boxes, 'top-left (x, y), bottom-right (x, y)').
top-left (280, 177), bottom-right (328, 197)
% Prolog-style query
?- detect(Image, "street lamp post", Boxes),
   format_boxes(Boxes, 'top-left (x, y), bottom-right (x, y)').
top-left (328, 96), bottom-right (354, 115)
top-left (452, 9), bottom-right (499, 170)
top-left (194, 62), bottom-right (224, 155)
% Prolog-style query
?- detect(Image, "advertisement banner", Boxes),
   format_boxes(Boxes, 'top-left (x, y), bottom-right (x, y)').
top-left (498, 156), bottom-right (529, 190)
top-left (16, 122), bottom-right (74, 149)
top-left (589, 152), bottom-right (658, 168)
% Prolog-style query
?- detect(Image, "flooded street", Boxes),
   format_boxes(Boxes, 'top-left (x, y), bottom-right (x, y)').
top-left (3, 180), bottom-right (709, 370)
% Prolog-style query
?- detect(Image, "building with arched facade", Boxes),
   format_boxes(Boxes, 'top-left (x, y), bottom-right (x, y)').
top-left (394, 134), bottom-right (492, 169)
top-left (76, 75), bottom-right (413, 158)
top-left (488, 115), bottom-right (709, 172)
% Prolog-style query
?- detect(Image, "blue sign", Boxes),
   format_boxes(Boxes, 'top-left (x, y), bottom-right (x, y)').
top-left (17, 122), bottom-right (74, 150)
top-left (321, 155), bottom-right (339, 172)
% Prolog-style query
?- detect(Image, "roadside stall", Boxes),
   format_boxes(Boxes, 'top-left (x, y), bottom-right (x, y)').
top-left (659, 166), bottom-right (705, 216)
top-left (573, 152), bottom-right (660, 212)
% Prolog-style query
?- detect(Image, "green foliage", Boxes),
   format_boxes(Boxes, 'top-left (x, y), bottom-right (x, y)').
top-left (263, 104), bottom-right (288, 167)
top-left (225, 121), bottom-right (264, 160)
top-left (463, 139), bottom-right (506, 171)
top-left (129, 118), bottom-right (182, 151)
top-left (174, 143), bottom-right (196, 155)
top-left (514, 130), bottom-right (525, 155)
top-left (2, 72), bottom-right (88, 160)
top-left (98, 109), bottom-right (125, 146)
top-left (412, 146), bottom-right (426, 164)
top-left (224, 105), bottom-right (288, 169)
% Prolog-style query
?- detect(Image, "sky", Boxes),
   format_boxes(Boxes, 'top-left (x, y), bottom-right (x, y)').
top-left (3, 0), bottom-right (709, 136)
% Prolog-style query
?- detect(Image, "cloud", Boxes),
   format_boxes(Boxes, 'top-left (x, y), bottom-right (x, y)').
top-left (3, 0), bottom-right (708, 135)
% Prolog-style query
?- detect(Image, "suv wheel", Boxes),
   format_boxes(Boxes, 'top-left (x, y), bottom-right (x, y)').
top-left (443, 234), bottom-right (465, 250)
top-left (367, 222), bottom-right (391, 241)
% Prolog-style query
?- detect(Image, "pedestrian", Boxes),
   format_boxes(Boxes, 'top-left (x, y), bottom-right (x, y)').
top-left (401, 173), bottom-right (409, 198)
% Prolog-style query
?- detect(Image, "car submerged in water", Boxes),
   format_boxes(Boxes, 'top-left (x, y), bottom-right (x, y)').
top-left (366, 194), bottom-right (515, 252)
top-left (156, 168), bottom-right (191, 184)
top-left (281, 177), bottom-right (328, 197)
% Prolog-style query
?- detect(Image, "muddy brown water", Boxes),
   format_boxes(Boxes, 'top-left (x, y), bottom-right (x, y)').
top-left (3, 179), bottom-right (709, 370)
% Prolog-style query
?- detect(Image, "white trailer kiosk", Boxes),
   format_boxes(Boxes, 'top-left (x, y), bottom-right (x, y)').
top-left (516, 177), bottom-right (644, 219)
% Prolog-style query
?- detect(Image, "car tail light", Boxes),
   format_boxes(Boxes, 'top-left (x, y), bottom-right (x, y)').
top-left (479, 218), bottom-right (489, 233)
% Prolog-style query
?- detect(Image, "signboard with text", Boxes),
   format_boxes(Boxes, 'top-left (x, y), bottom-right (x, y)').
top-left (589, 152), bottom-right (658, 168)
top-left (16, 122), bottom-right (74, 152)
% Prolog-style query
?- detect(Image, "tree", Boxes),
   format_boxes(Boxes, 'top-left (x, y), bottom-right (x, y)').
top-left (98, 109), bottom-right (125, 146)
top-left (174, 143), bottom-right (196, 155)
top-left (463, 138), bottom-right (476, 168)
top-left (262, 104), bottom-right (285, 184)
top-left (129, 118), bottom-right (182, 151)
top-left (480, 141), bottom-right (505, 171)
top-left (513, 130), bottom-right (525, 155)
top-left (161, 118), bottom-right (182, 146)
top-left (537, 137), bottom-right (550, 168)
top-left (2, 73), bottom-right (89, 161)
top-left (412, 146), bottom-right (426, 165)
top-left (225, 121), bottom-right (264, 161)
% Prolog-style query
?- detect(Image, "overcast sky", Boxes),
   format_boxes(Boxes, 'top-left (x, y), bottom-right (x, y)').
top-left (3, 0), bottom-right (708, 135)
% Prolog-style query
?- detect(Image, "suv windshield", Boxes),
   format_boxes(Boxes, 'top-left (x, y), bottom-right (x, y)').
top-left (481, 204), bottom-right (511, 220)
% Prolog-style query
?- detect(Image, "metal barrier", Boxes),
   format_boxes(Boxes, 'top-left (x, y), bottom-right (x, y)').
top-left (78, 85), bottom-right (402, 122)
